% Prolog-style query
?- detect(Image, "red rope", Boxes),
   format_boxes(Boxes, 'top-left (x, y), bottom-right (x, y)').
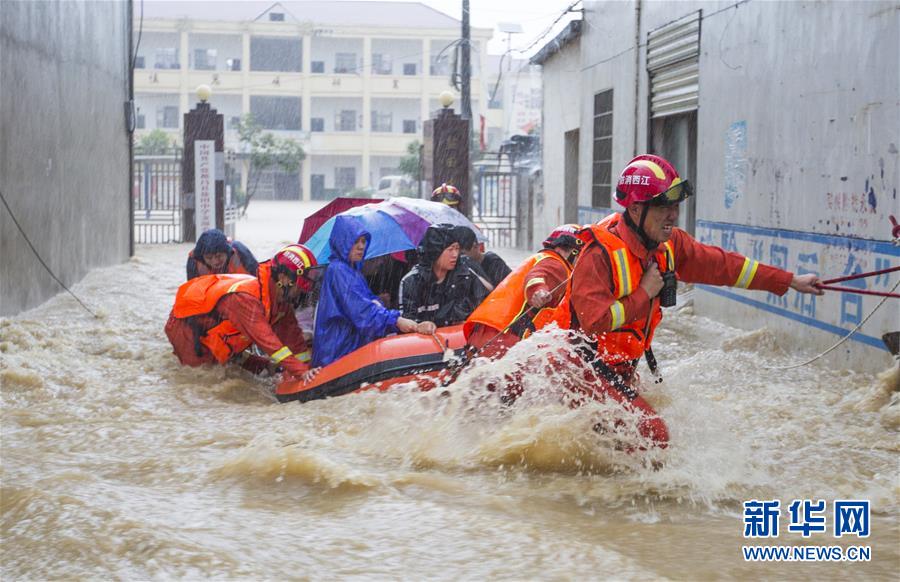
top-left (815, 284), bottom-right (900, 298)
top-left (822, 265), bottom-right (900, 285)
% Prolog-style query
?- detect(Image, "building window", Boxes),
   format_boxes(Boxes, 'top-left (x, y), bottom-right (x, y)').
top-left (311, 174), bottom-right (326, 198)
top-left (250, 96), bottom-right (301, 130)
top-left (154, 48), bottom-right (179, 70)
top-left (430, 54), bottom-right (450, 76)
top-left (403, 63), bottom-right (417, 76)
top-left (228, 116), bottom-right (241, 129)
top-left (372, 53), bottom-right (392, 75)
top-left (157, 106), bottom-right (179, 129)
top-left (226, 58), bottom-right (241, 71)
top-left (337, 110), bottom-right (357, 132)
top-left (488, 85), bottom-right (502, 109)
top-left (269, 12), bottom-right (285, 22)
top-left (136, 113), bottom-right (146, 129)
top-left (134, 55), bottom-right (145, 69)
top-left (402, 120), bottom-right (417, 134)
top-left (311, 60), bottom-right (325, 73)
top-left (334, 53), bottom-right (357, 74)
top-left (591, 89), bottom-right (613, 208)
top-left (193, 48), bottom-right (216, 71)
top-left (250, 37), bottom-right (302, 72)
top-left (372, 111), bottom-right (392, 132)
top-left (335, 167), bottom-right (356, 192)
top-left (310, 118), bottom-right (325, 132)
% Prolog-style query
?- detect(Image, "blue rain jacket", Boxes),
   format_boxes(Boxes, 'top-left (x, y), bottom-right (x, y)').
top-left (312, 215), bottom-right (401, 367)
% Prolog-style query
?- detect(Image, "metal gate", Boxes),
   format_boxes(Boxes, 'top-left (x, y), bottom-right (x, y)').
top-left (134, 154), bottom-right (182, 243)
top-left (475, 171), bottom-right (518, 247)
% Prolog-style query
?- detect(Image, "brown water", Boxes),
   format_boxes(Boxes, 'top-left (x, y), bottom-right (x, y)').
top-left (2, 202), bottom-right (898, 579)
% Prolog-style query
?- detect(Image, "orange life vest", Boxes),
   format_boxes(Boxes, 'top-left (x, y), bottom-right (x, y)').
top-left (568, 213), bottom-right (675, 366)
top-left (189, 249), bottom-right (252, 277)
top-left (172, 264), bottom-right (274, 363)
top-left (464, 250), bottom-right (572, 340)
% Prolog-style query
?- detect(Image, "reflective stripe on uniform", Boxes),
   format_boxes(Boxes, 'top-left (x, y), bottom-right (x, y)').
top-left (663, 242), bottom-right (675, 270)
top-left (612, 248), bottom-right (632, 297)
top-left (271, 346), bottom-right (292, 363)
top-left (524, 277), bottom-right (546, 289)
top-left (227, 280), bottom-right (246, 294)
top-left (609, 300), bottom-right (626, 330)
top-left (734, 258), bottom-right (759, 289)
top-left (295, 350), bottom-right (311, 363)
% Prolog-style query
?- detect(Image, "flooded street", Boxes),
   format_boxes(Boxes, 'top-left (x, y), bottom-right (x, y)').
top-left (2, 201), bottom-right (898, 579)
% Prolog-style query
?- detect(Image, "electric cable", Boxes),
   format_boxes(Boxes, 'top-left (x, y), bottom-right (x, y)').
top-left (0, 189), bottom-right (100, 318)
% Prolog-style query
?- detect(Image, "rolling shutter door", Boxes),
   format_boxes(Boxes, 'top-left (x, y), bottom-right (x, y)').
top-left (647, 11), bottom-right (700, 118)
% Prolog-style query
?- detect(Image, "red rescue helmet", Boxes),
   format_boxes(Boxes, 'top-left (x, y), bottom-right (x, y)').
top-left (272, 244), bottom-right (319, 292)
top-left (542, 224), bottom-right (582, 249)
top-left (614, 154), bottom-right (693, 207)
top-left (431, 183), bottom-right (462, 206)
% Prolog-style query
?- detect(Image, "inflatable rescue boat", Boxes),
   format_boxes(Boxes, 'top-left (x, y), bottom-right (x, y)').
top-left (275, 325), bottom-right (466, 403)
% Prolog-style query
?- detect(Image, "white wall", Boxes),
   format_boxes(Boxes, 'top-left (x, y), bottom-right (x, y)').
top-left (370, 98), bottom-right (420, 133)
top-left (136, 31), bottom-right (180, 69)
top-left (371, 39), bottom-right (422, 76)
top-left (135, 92), bottom-right (180, 130)
top-left (310, 97), bottom-right (364, 132)
top-left (310, 37), bottom-right (364, 74)
top-left (188, 33), bottom-right (242, 71)
top-left (309, 155), bottom-right (364, 190)
top-left (559, 0), bottom-right (899, 370)
top-left (538, 37), bottom-right (581, 241)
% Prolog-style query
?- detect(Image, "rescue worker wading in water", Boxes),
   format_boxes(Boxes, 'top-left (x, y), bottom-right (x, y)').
top-left (464, 224), bottom-right (582, 359)
top-left (565, 154), bottom-right (824, 446)
top-left (165, 244), bottom-right (321, 381)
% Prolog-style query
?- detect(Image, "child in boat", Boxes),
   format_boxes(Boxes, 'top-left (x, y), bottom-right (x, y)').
top-left (312, 215), bottom-right (434, 368)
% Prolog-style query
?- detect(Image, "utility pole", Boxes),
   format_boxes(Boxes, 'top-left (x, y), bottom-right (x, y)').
top-left (461, 0), bottom-right (472, 121)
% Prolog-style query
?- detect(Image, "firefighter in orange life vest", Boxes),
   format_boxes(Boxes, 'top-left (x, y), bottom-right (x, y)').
top-left (464, 224), bottom-right (582, 359)
top-left (186, 228), bottom-right (259, 280)
top-left (565, 154), bottom-right (823, 445)
top-left (165, 244), bottom-right (322, 380)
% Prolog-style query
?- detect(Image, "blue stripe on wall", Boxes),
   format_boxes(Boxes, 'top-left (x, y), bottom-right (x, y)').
top-left (696, 220), bottom-right (900, 257)
top-left (696, 285), bottom-right (887, 351)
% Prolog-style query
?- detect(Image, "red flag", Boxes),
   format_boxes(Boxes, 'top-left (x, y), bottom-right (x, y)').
top-left (479, 114), bottom-right (486, 151)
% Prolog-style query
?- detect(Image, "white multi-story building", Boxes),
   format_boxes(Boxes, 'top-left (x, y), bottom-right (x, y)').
top-left (134, 0), bottom-right (493, 200)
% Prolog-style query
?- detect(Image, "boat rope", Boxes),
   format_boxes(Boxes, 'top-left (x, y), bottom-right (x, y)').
top-left (0, 189), bottom-right (99, 318)
top-left (764, 276), bottom-right (900, 370)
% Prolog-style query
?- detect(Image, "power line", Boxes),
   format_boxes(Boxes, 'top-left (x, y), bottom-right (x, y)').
top-left (0, 189), bottom-right (99, 318)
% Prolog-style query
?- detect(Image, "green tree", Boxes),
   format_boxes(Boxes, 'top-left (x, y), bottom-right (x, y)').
top-left (398, 140), bottom-right (421, 180)
top-left (136, 129), bottom-right (174, 155)
top-left (235, 114), bottom-right (305, 215)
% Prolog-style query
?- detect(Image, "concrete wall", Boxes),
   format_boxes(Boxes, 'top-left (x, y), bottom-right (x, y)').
top-left (538, 36), bottom-right (581, 241)
top-left (1, 0), bottom-right (131, 316)
top-left (542, 1), bottom-right (898, 370)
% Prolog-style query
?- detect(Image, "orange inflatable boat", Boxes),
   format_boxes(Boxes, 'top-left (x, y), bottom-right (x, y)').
top-left (275, 325), bottom-right (466, 403)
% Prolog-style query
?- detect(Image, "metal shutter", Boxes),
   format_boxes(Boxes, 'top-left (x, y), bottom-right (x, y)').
top-left (647, 11), bottom-right (700, 118)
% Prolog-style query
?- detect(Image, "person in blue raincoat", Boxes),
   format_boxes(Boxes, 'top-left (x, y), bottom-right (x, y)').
top-left (312, 215), bottom-right (436, 368)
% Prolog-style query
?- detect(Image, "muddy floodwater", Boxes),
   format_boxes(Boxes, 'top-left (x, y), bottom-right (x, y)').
top-left (2, 202), bottom-right (898, 579)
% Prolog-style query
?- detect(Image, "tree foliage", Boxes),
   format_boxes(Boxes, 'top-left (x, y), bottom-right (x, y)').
top-left (235, 114), bottom-right (305, 214)
top-left (135, 129), bottom-right (175, 155)
top-left (398, 140), bottom-right (421, 180)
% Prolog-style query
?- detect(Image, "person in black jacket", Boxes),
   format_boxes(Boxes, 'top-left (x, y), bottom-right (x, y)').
top-left (399, 224), bottom-right (491, 327)
top-left (453, 226), bottom-right (512, 287)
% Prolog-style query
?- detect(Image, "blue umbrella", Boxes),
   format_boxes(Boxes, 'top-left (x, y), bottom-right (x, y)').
top-left (303, 203), bottom-right (422, 265)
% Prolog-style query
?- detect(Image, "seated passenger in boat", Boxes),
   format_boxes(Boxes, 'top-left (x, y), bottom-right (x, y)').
top-left (398, 224), bottom-right (491, 327)
top-left (312, 215), bottom-right (434, 368)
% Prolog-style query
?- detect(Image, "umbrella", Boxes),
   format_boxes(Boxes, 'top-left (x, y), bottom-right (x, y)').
top-left (298, 197), bottom-right (382, 244)
top-left (303, 198), bottom-right (485, 264)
